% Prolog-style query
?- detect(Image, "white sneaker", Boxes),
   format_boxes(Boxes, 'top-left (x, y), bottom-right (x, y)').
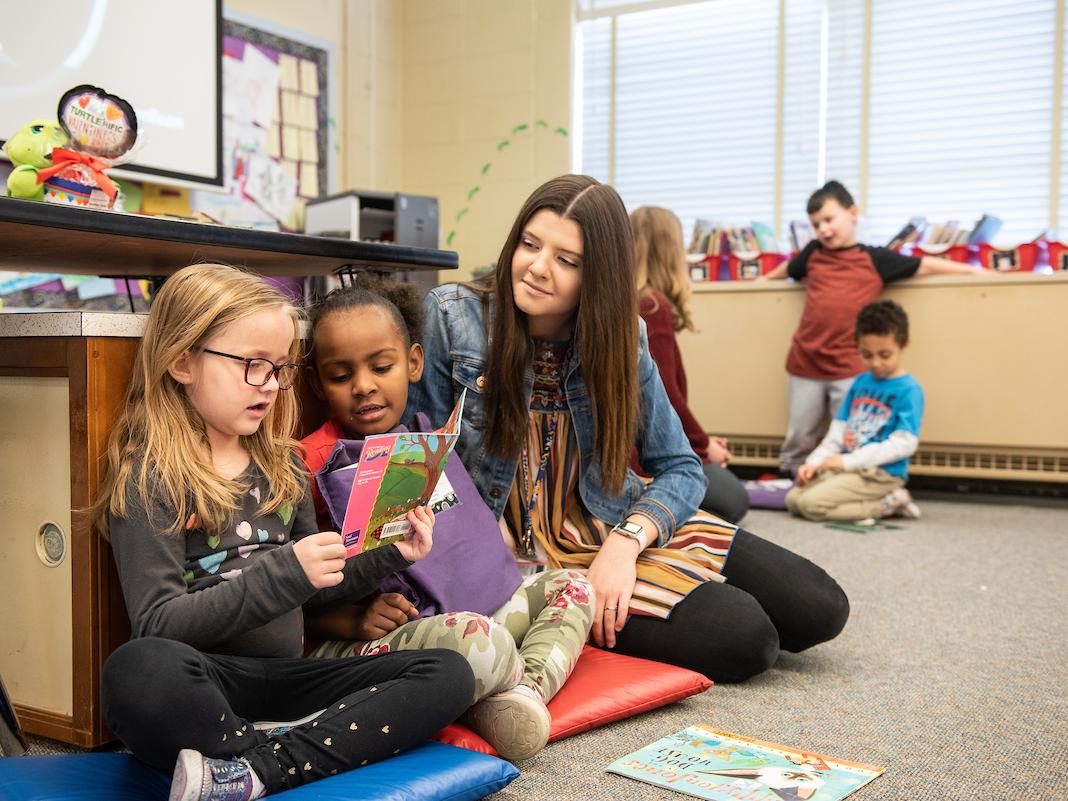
top-left (463, 685), bottom-right (551, 762)
top-left (884, 487), bottom-right (921, 519)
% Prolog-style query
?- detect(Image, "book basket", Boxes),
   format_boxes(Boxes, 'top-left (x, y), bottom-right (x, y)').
top-left (727, 251), bottom-right (786, 280)
top-left (912, 243), bottom-right (973, 263)
top-left (688, 254), bottom-right (726, 282)
top-left (1045, 241), bottom-right (1068, 271)
top-left (977, 242), bottom-right (1040, 272)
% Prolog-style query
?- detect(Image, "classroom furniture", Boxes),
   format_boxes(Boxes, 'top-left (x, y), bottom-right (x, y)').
top-left (305, 190), bottom-right (442, 296)
top-left (679, 271), bottom-right (1068, 483)
top-left (0, 197), bottom-right (455, 278)
top-left (0, 197), bottom-right (455, 747)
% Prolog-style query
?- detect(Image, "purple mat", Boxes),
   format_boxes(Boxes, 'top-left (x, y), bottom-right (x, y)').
top-left (744, 478), bottom-right (793, 510)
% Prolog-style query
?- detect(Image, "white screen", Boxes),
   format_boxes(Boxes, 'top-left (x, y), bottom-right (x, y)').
top-left (0, 0), bottom-right (221, 187)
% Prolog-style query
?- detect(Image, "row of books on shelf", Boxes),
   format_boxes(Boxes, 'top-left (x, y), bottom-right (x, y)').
top-left (687, 213), bottom-right (1068, 281)
top-left (885, 213), bottom-right (1003, 249)
top-left (689, 219), bottom-right (786, 256)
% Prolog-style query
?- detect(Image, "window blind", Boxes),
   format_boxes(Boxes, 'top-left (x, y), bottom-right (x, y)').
top-left (575, 0), bottom-right (1062, 248)
top-left (866, 0), bottom-right (1056, 243)
top-left (578, 0), bottom-right (780, 241)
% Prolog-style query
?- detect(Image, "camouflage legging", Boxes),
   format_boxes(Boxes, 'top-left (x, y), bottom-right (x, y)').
top-left (307, 569), bottom-right (594, 705)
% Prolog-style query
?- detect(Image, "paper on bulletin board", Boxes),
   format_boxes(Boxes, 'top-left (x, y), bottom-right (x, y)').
top-left (299, 60), bottom-right (318, 95)
top-left (299, 162), bottom-right (319, 197)
top-left (279, 53), bottom-right (300, 91)
top-left (244, 152), bottom-right (298, 223)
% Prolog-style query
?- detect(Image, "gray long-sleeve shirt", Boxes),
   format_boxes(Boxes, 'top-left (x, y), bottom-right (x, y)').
top-left (108, 459), bottom-right (409, 658)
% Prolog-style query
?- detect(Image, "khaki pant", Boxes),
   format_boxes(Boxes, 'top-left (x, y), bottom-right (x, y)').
top-left (786, 467), bottom-right (904, 522)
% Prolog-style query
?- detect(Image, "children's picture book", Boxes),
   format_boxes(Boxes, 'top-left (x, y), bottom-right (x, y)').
top-left (338, 390), bottom-right (466, 558)
top-left (606, 725), bottom-right (884, 801)
top-left (789, 219), bottom-right (813, 252)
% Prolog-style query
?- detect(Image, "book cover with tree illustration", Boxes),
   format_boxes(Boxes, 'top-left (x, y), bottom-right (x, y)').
top-left (340, 390), bottom-right (466, 558)
top-left (606, 725), bottom-right (883, 801)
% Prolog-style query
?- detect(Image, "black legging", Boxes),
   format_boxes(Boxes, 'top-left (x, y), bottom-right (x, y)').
top-left (612, 529), bottom-right (849, 682)
top-left (101, 639), bottom-right (473, 793)
top-left (700, 461), bottom-right (750, 524)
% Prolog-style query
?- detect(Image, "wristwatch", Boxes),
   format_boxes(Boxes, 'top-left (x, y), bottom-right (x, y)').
top-left (610, 520), bottom-right (647, 548)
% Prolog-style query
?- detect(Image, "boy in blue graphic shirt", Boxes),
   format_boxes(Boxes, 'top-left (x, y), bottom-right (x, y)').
top-left (786, 299), bottom-right (924, 522)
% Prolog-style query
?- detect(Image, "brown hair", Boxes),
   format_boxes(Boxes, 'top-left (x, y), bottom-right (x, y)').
top-left (468, 174), bottom-right (638, 495)
top-left (630, 206), bottom-right (694, 332)
top-left (91, 263), bottom-right (304, 539)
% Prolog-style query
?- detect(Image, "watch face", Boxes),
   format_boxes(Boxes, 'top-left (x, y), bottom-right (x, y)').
top-left (615, 522), bottom-right (643, 539)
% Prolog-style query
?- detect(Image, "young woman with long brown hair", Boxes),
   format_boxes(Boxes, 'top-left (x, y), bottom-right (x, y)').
top-left (410, 175), bottom-right (849, 682)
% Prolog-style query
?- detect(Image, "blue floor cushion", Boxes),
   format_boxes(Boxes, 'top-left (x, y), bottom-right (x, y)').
top-left (0, 741), bottom-right (519, 801)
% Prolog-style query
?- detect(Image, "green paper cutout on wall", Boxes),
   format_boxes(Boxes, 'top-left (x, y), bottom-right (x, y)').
top-left (446, 120), bottom-right (568, 247)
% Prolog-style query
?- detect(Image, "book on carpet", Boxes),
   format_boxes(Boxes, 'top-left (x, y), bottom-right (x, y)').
top-left (605, 724), bottom-right (884, 801)
top-left (337, 389), bottom-right (466, 557)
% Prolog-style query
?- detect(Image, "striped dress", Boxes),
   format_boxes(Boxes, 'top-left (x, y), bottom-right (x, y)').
top-left (503, 339), bottom-right (737, 619)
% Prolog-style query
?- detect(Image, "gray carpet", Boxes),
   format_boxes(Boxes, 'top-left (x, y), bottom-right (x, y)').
top-left (22, 498), bottom-right (1068, 800)
top-left (495, 498), bottom-right (1068, 800)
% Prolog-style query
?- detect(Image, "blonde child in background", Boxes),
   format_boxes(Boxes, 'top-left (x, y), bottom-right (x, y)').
top-left (300, 275), bottom-right (594, 762)
top-left (763, 180), bottom-right (980, 477)
top-left (787, 299), bottom-right (924, 521)
top-left (92, 264), bottom-right (472, 801)
top-left (630, 205), bottom-right (749, 523)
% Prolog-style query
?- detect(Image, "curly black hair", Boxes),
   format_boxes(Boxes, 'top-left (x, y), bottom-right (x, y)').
top-left (308, 273), bottom-right (425, 350)
top-left (856, 299), bottom-right (909, 345)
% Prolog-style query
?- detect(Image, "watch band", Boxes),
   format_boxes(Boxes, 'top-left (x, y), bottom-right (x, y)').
top-left (610, 520), bottom-right (648, 548)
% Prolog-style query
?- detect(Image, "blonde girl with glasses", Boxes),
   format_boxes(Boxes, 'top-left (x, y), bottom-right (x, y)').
top-left (90, 263), bottom-right (472, 801)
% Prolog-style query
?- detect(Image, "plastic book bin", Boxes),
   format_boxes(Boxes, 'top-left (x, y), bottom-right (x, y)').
top-left (689, 253), bottom-right (726, 282)
top-left (1046, 240), bottom-right (1068, 271)
top-left (434, 645), bottom-right (712, 757)
top-left (727, 251), bottom-right (786, 280)
top-left (978, 242), bottom-right (1040, 272)
top-left (912, 243), bottom-right (973, 264)
top-left (0, 743), bottom-right (519, 801)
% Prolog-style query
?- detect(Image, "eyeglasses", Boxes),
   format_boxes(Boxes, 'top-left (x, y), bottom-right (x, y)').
top-left (200, 348), bottom-right (300, 390)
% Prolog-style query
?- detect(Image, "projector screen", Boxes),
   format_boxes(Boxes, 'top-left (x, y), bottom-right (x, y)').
top-left (0, 0), bottom-right (222, 188)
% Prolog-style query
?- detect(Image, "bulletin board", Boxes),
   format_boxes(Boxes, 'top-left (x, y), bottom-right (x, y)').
top-left (190, 18), bottom-right (330, 230)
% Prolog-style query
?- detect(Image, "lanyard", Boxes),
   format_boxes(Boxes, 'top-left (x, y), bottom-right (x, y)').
top-left (519, 414), bottom-right (557, 558)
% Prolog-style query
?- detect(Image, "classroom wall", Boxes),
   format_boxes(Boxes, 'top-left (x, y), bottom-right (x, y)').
top-left (224, 0), bottom-right (572, 278)
top-left (399, 0), bottom-right (573, 280)
top-left (224, 0), bottom-right (403, 196)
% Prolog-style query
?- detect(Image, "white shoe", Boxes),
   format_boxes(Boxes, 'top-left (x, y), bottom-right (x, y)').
top-left (463, 685), bottom-right (551, 762)
top-left (884, 487), bottom-right (921, 519)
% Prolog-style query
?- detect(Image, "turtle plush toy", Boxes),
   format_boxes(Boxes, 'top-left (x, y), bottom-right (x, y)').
top-left (3, 120), bottom-right (69, 200)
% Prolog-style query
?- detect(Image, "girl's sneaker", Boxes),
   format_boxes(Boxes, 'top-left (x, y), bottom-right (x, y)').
top-left (463, 684), bottom-right (551, 762)
top-left (169, 749), bottom-right (266, 801)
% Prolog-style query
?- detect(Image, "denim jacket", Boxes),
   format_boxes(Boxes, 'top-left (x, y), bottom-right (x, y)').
top-left (408, 284), bottom-right (706, 547)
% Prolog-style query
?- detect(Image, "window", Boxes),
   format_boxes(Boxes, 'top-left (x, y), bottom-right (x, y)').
top-left (575, 0), bottom-right (1065, 248)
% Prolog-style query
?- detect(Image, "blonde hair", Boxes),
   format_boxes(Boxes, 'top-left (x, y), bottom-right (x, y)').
top-left (630, 206), bottom-right (694, 332)
top-left (91, 263), bottom-right (304, 539)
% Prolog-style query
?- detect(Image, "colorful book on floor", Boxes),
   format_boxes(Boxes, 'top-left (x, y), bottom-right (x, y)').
top-left (605, 725), bottom-right (884, 801)
top-left (338, 389), bottom-right (466, 558)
